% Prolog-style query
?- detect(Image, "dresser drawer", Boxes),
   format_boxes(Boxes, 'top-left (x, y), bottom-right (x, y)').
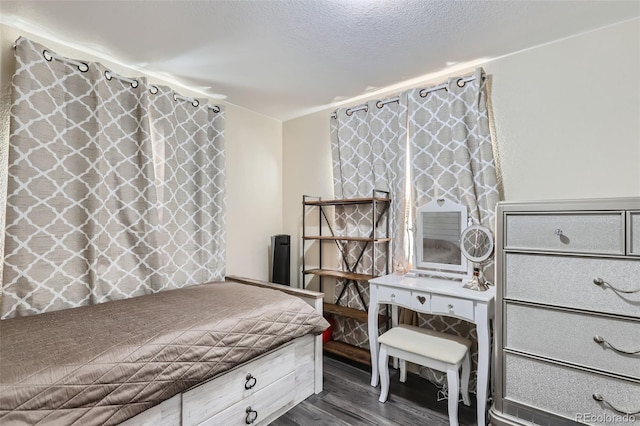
top-left (629, 211), bottom-right (640, 256)
top-left (505, 303), bottom-right (640, 379)
top-left (377, 285), bottom-right (411, 307)
top-left (505, 354), bottom-right (640, 425)
top-left (199, 372), bottom-right (295, 426)
top-left (505, 212), bottom-right (624, 255)
top-left (182, 342), bottom-right (295, 426)
top-left (504, 253), bottom-right (640, 318)
top-left (431, 295), bottom-right (474, 321)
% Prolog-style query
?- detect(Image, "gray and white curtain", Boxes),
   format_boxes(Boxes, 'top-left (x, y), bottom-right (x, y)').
top-left (330, 97), bottom-right (408, 345)
top-left (409, 68), bottom-right (498, 229)
top-left (330, 68), bottom-right (500, 392)
top-left (407, 67), bottom-right (499, 393)
top-left (2, 37), bottom-right (226, 318)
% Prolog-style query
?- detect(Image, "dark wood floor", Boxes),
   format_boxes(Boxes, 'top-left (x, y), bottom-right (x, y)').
top-left (272, 354), bottom-right (478, 426)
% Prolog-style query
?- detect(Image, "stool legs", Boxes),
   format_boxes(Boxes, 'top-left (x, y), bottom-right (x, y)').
top-left (376, 332), bottom-right (471, 426)
top-left (446, 368), bottom-right (460, 426)
top-left (461, 351), bottom-right (471, 407)
top-left (378, 344), bottom-right (390, 403)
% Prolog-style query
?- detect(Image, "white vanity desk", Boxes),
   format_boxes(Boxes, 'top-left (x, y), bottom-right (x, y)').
top-left (368, 273), bottom-right (495, 426)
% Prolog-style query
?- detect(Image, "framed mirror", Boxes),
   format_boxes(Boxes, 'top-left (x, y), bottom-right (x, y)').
top-left (410, 198), bottom-right (472, 280)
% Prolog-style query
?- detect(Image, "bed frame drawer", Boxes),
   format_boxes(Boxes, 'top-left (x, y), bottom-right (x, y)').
top-left (505, 212), bottom-right (624, 255)
top-left (505, 303), bottom-right (640, 379)
top-left (199, 372), bottom-right (295, 426)
top-left (505, 354), bottom-right (640, 425)
top-left (504, 253), bottom-right (640, 318)
top-left (182, 341), bottom-right (296, 426)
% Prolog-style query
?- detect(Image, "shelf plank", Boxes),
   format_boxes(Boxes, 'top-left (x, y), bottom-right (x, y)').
top-left (304, 236), bottom-right (391, 243)
top-left (304, 269), bottom-right (374, 281)
top-left (323, 303), bottom-right (386, 324)
top-left (323, 303), bottom-right (368, 321)
top-left (304, 196), bottom-right (391, 206)
top-left (323, 340), bottom-right (371, 365)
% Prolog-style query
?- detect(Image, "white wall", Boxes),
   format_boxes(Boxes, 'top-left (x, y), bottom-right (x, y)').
top-left (489, 19), bottom-right (640, 201)
top-left (283, 19), bottom-right (640, 289)
top-left (0, 24), bottom-right (284, 284)
top-left (224, 103), bottom-right (283, 280)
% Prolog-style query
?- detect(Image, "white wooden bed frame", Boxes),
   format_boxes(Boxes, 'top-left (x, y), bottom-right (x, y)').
top-left (120, 276), bottom-right (324, 426)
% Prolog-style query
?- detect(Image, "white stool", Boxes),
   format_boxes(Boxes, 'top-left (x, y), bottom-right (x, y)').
top-left (377, 324), bottom-right (472, 426)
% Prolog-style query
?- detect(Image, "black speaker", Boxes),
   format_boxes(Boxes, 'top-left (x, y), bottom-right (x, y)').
top-left (271, 234), bottom-right (291, 286)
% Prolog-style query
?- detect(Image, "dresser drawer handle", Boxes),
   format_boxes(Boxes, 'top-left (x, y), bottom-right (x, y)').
top-left (416, 296), bottom-right (426, 305)
top-left (390, 293), bottom-right (396, 299)
top-left (592, 393), bottom-right (640, 415)
top-left (245, 406), bottom-right (258, 424)
top-left (554, 228), bottom-right (563, 236)
top-left (244, 373), bottom-right (257, 390)
top-left (593, 335), bottom-right (640, 355)
top-left (448, 304), bottom-right (454, 312)
top-left (593, 277), bottom-right (640, 294)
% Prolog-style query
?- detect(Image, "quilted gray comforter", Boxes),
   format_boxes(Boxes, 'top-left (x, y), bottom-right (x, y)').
top-left (0, 281), bottom-right (328, 425)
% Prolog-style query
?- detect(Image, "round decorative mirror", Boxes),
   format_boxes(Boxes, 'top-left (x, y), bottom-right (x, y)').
top-left (460, 225), bottom-right (494, 291)
top-left (460, 225), bottom-right (494, 263)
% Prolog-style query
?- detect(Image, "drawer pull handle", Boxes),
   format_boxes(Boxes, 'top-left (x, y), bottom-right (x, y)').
top-left (593, 277), bottom-right (640, 294)
top-left (554, 228), bottom-right (563, 236)
top-left (245, 406), bottom-right (258, 424)
top-left (245, 373), bottom-right (257, 390)
top-left (593, 335), bottom-right (640, 355)
top-left (448, 304), bottom-right (454, 312)
top-left (592, 393), bottom-right (640, 415)
top-left (416, 296), bottom-right (426, 305)
top-left (390, 293), bottom-right (396, 299)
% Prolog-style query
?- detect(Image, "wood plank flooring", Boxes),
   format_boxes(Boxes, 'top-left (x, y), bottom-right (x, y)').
top-left (272, 354), bottom-right (478, 426)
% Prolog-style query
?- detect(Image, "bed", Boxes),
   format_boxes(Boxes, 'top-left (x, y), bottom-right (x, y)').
top-left (0, 276), bottom-right (328, 425)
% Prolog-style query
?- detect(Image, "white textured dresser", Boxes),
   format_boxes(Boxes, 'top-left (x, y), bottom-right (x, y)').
top-left (490, 198), bottom-right (640, 426)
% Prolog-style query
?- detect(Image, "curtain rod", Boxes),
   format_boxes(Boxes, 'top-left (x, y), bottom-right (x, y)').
top-left (330, 75), bottom-right (476, 119)
top-left (36, 48), bottom-right (221, 113)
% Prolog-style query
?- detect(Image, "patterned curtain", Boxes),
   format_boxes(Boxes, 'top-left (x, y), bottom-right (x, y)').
top-left (2, 37), bottom-right (226, 318)
top-left (329, 67), bottom-right (500, 393)
top-left (330, 98), bottom-right (408, 348)
top-left (407, 68), bottom-right (500, 392)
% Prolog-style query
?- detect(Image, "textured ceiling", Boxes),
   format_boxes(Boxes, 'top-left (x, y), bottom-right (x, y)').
top-left (1, 1), bottom-right (639, 121)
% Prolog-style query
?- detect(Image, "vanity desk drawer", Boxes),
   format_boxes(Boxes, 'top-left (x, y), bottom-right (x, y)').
top-left (505, 212), bottom-right (624, 255)
top-left (431, 295), bottom-right (474, 321)
top-left (376, 285), bottom-right (412, 307)
top-left (409, 291), bottom-right (430, 311)
top-left (504, 253), bottom-right (640, 318)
